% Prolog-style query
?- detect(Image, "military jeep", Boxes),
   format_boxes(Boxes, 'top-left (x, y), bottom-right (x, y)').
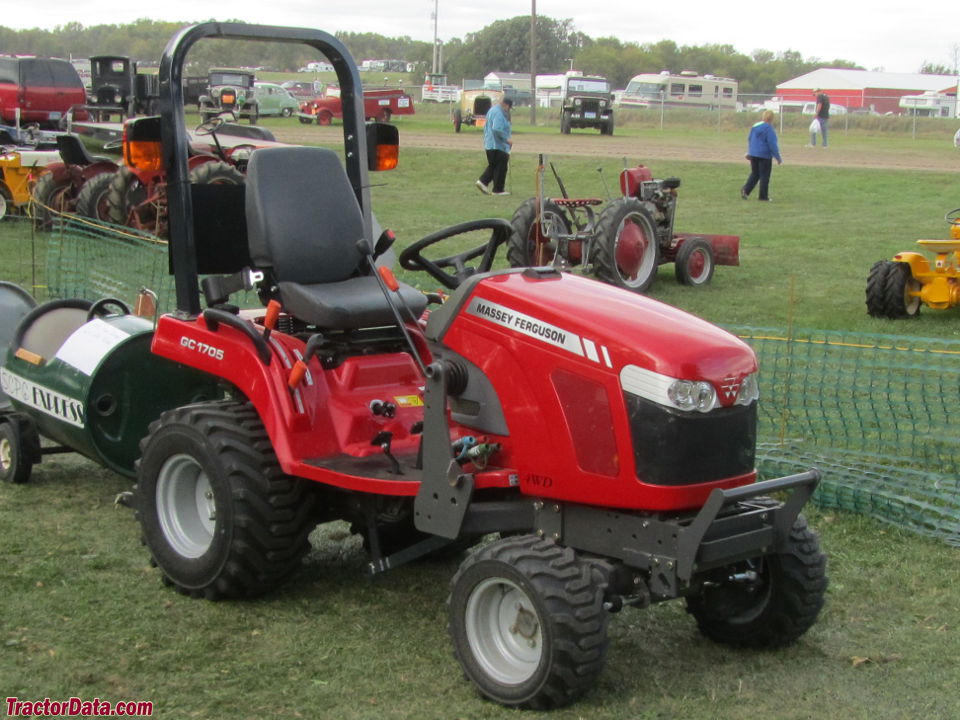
top-left (560, 73), bottom-right (614, 135)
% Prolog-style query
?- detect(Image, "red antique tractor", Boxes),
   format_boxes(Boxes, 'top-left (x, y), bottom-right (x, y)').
top-left (8, 23), bottom-right (827, 710)
top-left (509, 159), bottom-right (740, 292)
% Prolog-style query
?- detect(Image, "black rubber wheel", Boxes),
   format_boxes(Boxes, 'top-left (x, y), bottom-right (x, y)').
top-left (246, 105), bottom-right (259, 125)
top-left (453, 108), bottom-right (462, 133)
top-left (560, 112), bottom-right (571, 135)
top-left (0, 183), bottom-right (11, 220)
top-left (280, 107), bottom-right (293, 118)
top-left (448, 535), bottom-right (610, 710)
top-left (865, 259), bottom-right (893, 317)
top-left (135, 400), bottom-right (317, 600)
top-left (75, 171), bottom-right (116, 221)
top-left (595, 197), bottom-right (660, 292)
top-left (882, 261), bottom-right (921, 317)
top-left (106, 166), bottom-right (147, 228)
top-left (507, 197), bottom-right (570, 267)
top-left (601, 116), bottom-right (614, 136)
top-left (686, 511), bottom-right (827, 648)
top-left (316, 110), bottom-right (333, 126)
top-left (32, 172), bottom-right (72, 230)
top-left (0, 421), bottom-right (33, 484)
top-left (189, 160), bottom-right (244, 187)
top-left (674, 238), bottom-right (715, 286)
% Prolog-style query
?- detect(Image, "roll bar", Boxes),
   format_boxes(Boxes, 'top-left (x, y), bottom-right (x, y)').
top-left (157, 22), bottom-right (371, 316)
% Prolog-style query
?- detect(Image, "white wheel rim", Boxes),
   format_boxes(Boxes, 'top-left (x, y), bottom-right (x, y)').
top-left (615, 213), bottom-right (657, 288)
top-left (156, 454), bottom-right (216, 558)
top-left (0, 435), bottom-right (12, 474)
top-left (465, 577), bottom-right (543, 685)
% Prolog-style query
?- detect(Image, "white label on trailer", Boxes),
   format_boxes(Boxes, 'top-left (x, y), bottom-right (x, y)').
top-left (466, 296), bottom-right (585, 357)
top-left (54, 319), bottom-right (130, 376)
top-left (0, 367), bottom-right (86, 428)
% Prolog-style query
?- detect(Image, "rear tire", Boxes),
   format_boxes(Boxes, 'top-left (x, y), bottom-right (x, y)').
top-left (595, 197), bottom-right (660, 292)
top-left (448, 535), bottom-right (610, 710)
top-left (865, 259), bottom-right (893, 317)
top-left (32, 172), bottom-right (72, 230)
top-left (507, 197), bottom-right (570, 267)
top-left (560, 111), bottom-right (571, 135)
top-left (882, 261), bottom-right (921, 317)
top-left (75, 171), bottom-right (116, 221)
top-left (674, 238), bottom-right (715, 286)
top-left (686, 512), bottom-right (827, 648)
top-left (453, 108), bottom-right (463, 132)
top-left (135, 400), bottom-right (317, 599)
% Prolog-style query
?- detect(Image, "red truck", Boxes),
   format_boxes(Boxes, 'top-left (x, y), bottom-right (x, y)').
top-left (298, 87), bottom-right (414, 124)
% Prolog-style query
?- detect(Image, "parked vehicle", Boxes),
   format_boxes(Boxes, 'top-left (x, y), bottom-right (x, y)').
top-left (560, 72), bottom-right (614, 135)
top-left (199, 68), bottom-right (258, 124)
top-left (0, 57), bottom-right (89, 128)
top-left (85, 55), bottom-right (160, 120)
top-left (299, 87), bottom-right (414, 124)
top-left (30, 133), bottom-right (119, 228)
top-left (281, 80), bottom-right (322, 98)
top-left (0, 145), bottom-right (59, 220)
top-left (253, 82), bottom-right (299, 117)
top-left (421, 72), bottom-right (460, 103)
top-left (453, 86), bottom-right (503, 132)
top-left (617, 71), bottom-right (737, 110)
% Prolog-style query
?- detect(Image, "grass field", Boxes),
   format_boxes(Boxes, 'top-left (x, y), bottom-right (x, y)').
top-left (1, 120), bottom-right (959, 719)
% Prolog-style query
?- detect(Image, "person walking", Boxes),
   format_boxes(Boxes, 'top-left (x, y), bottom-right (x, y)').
top-left (741, 109), bottom-right (782, 202)
top-left (475, 97), bottom-right (513, 196)
top-left (810, 88), bottom-right (830, 147)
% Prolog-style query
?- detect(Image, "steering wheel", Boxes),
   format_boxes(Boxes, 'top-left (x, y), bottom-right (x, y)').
top-left (945, 208), bottom-right (960, 225)
top-left (399, 218), bottom-right (514, 289)
top-left (87, 297), bottom-right (131, 321)
top-left (195, 116), bottom-right (226, 136)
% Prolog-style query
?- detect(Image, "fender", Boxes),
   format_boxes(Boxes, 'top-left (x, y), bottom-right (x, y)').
top-left (892, 251), bottom-right (931, 277)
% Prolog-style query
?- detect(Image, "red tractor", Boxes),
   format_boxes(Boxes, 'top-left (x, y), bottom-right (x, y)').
top-left (114, 23), bottom-right (825, 709)
top-left (510, 160), bottom-right (741, 292)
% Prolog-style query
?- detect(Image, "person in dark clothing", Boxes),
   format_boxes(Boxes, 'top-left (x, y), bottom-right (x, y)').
top-left (810, 89), bottom-right (830, 147)
top-left (741, 110), bottom-right (782, 202)
top-left (475, 97), bottom-right (514, 195)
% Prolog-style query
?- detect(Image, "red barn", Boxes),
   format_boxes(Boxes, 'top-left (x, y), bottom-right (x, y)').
top-left (776, 68), bottom-right (958, 115)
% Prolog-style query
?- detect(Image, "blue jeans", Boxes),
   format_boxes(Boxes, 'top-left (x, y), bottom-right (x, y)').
top-left (810, 118), bottom-right (828, 146)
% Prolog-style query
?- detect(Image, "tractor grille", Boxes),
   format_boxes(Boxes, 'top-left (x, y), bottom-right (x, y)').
top-left (624, 395), bottom-right (756, 486)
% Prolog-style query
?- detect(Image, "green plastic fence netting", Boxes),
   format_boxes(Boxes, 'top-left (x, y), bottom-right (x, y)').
top-left (2, 215), bottom-right (958, 545)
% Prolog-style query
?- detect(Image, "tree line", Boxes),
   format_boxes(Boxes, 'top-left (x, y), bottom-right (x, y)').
top-left (0, 16), bottom-right (941, 93)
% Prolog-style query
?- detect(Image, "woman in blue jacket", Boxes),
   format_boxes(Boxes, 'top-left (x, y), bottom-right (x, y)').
top-left (741, 110), bottom-right (782, 202)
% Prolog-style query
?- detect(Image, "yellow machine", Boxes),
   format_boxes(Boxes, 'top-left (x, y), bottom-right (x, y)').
top-left (0, 148), bottom-right (58, 219)
top-left (866, 208), bottom-right (960, 317)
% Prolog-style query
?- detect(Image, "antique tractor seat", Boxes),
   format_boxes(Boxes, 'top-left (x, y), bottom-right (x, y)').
top-left (245, 147), bottom-right (427, 330)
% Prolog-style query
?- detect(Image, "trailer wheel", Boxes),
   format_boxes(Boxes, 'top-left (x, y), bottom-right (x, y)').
top-left (448, 535), bottom-right (610, 710)
top-left (686, 512), bottom-right (827, 648)
top-left (595, 197), bottom-right (660, 292)
top-left (507, 197), bottom-right (570, 267)
top-left (0, 421), bottom-right (33, 484)
top-left (882, 261), bottom-right (921, 317)
top-left (674, 238), bottom-right (715, 286)
top-left (32, 172), bottom-right (72, 231)
top-left (75, 171), bottom-right (115, 221)
top-left (136, 400), bottom-right (317, 600)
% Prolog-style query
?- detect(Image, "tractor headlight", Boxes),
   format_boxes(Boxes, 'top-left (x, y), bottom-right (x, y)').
top-left (620, 365), bottom-right (719, 413)
top-left (734, 372), bottom-right (760, 406)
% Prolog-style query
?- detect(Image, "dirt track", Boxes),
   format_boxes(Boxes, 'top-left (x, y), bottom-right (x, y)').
top-left (273, 126), bottom-right (957, 173)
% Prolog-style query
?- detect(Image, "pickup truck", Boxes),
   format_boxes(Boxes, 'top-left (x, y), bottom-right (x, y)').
top-left (298, 88), bottom-right (414, 124)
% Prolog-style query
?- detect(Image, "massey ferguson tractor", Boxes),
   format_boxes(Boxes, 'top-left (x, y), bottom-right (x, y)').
top-left (0, 23), bottom-right (827, 710)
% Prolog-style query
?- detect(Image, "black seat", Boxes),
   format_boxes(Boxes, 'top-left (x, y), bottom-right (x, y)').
top-left (245, 147), bottom-right (427, 330)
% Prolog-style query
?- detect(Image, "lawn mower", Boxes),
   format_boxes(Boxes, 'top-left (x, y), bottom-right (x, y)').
top-left (508, 158), bottom-right (740, 292)
top-left (866, 208), bottom-right (960, 317)
top-left (3, 23), bottom-right (827, 710)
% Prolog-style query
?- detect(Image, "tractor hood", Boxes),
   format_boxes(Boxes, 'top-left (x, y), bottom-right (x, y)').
top-left (432, 270), bottom-right (756, 403)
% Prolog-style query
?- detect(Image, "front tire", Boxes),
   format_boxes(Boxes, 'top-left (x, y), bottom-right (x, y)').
top-left (507, 197), bottom-right (570, 267)
top-left (674, 238), bottom-right (715, 286)
top-left (865, 259), bottom-right (893, 317)
top-left (448, 535), bottom-right (610, 710)
top-left (135, 400), bottom-right (316, 600)
top-left (686, 512), bottom-right (827, 648)
top-left (595, 197), bottom-right (660, 292)
top-left (0, 420), bottom-right (33, 484)
top-left (883, 261), bottom-right (921, 317)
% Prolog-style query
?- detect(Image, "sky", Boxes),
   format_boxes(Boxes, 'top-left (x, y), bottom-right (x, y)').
top-left (2, 0), bottom-right (958, 76)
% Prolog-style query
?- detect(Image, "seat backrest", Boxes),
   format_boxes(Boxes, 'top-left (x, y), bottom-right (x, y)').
top-left (245, 147), bottom-right (365, 286)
